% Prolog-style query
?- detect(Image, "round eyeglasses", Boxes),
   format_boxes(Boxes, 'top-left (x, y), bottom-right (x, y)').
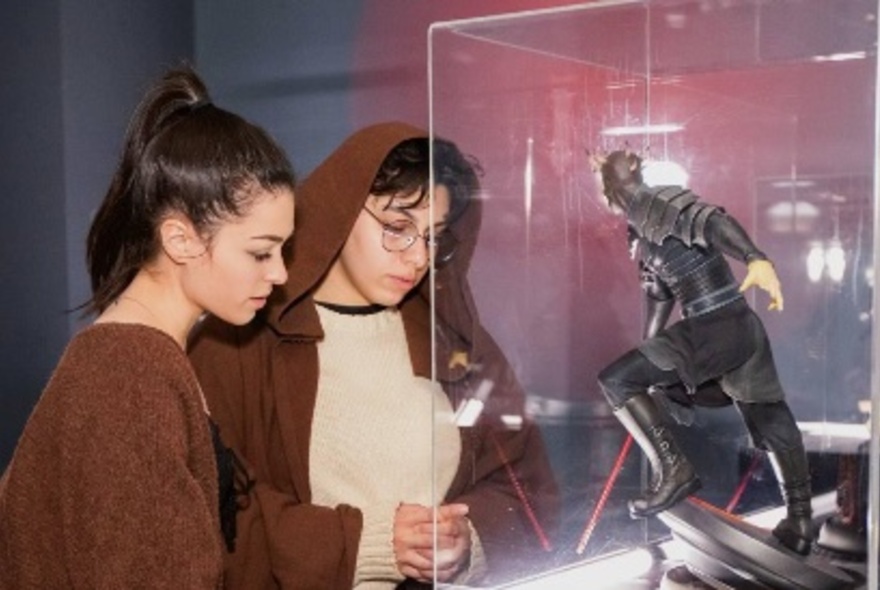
top-left (361, 206), bottom-right (457, 264)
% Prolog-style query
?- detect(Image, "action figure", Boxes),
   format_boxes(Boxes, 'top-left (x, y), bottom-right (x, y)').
top-left (594, 150), bottom-right (813, 555)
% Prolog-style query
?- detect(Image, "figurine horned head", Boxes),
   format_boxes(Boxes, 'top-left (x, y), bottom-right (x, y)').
top-left (588, 147), bottom-right (644, 212)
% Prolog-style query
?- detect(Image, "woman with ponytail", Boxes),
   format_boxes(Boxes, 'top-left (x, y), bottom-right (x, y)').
top-left (0, 65), bottom-right (296, 589)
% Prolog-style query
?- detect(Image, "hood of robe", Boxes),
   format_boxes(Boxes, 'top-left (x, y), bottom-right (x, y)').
top-left (264, 121), bottom-right (483, 384)
top-left (267, 121), bottom-right (438, 335)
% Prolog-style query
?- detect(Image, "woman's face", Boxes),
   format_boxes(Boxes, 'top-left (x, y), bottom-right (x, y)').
top-left (184, 186), bottom-right (295, 325)
top-left (316, 185), bottom-right (451, 307)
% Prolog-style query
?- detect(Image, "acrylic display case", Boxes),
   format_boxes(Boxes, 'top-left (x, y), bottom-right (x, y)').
top-left (429, 1), bottom-right (879, 588)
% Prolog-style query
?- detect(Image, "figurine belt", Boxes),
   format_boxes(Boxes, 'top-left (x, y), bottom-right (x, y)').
top-left (680, 284), bottom-right (743, 318)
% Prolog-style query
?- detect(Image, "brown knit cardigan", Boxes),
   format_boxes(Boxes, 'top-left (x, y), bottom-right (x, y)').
top-left (0, 323), bottom-right (223, 589)
top-left (188, 122), bottom-right (560, 590)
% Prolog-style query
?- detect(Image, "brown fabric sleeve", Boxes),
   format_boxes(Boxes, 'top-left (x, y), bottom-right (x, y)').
top-left (64, 361), bottom-right (223, 589)
top-left (244, 484), bottom-right (362, 589)
top-left (189, 318), bottom-right (363, 590)
top-left (3, 330), bottom-right (223, 589)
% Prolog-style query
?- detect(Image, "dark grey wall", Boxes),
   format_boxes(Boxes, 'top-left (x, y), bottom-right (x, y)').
top-left (0, 1), bottom-right (69, 468)
top-left (195, 0), bottom-right (364, 176)
top-left (61, 2), bottom-right (195, 332)
top-left (0, 1), bottom-right (194, 469)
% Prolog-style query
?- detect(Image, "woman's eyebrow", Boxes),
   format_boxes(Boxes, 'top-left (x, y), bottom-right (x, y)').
top-left (250, 234), bottom-right (286, 243)
top-left (386, 205), bottom-right (416, 220)
top-left (388, 205), bottom-right (449, 224)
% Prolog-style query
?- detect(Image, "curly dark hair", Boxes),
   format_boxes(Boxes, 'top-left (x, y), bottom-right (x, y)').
top-left (371, 136), bottom-right (481, 225)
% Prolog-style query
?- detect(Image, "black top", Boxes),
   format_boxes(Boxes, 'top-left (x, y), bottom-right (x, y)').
top-left (209, 418), bottom-right (241, 552)
top-left (315, 301), bottom-right (388, 316)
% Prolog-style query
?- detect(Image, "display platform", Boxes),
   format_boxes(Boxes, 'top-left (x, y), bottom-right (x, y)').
top-left (659, 498), bottom-right (861, 589)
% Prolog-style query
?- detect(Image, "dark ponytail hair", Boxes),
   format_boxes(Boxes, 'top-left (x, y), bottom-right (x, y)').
top-left (85, 65), bottom-right (295, 315)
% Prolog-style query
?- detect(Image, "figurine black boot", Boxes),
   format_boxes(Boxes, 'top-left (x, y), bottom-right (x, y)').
top-left (768, 445), bottom-right (813, 555)
top-left (615, 393), bottom-right (701, 518)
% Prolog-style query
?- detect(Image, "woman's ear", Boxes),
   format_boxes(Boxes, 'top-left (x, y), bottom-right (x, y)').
top-left (159, 215), bottom-right (206, 264)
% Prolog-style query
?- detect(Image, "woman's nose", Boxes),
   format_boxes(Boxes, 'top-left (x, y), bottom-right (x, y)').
top-left (267, 255), bottom-right (288, 285)
top-left (403, 237), bottom-right (430, 269)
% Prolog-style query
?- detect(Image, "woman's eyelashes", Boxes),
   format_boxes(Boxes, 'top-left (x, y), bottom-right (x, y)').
top-left (251, 238), bottom-right (291, 263)
top-left (251, 250), bottom-right (274, 262)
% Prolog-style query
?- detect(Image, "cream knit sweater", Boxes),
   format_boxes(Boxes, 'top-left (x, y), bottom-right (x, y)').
top-left (310, 306), bottom-right (462, 589)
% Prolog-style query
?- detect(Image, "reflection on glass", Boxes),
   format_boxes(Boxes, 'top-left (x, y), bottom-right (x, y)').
top-left (430, 0), bottom-right (877, 587)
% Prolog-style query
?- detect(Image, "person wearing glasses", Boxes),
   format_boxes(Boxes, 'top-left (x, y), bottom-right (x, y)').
top-left (189, 122), bottom-right (559, 589)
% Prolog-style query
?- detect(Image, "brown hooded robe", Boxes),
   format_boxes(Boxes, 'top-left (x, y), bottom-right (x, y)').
top-left (189, 122), bottom-right (559, 589)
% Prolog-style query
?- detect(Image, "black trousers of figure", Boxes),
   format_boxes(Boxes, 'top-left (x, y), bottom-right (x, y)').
top-left (600, 348), bottom-right (814, 554)
top-left (598, 349), bottom-right (803, 453)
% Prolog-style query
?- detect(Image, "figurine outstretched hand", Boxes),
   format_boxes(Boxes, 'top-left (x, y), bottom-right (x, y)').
top-left (739, 259), bottom-right (784, 311)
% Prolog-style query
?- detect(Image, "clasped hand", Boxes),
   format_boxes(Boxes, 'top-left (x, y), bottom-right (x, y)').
top-left (739, 259), bottom-right (784, 311)
top-left (393, 502), bottom-right (471, 583)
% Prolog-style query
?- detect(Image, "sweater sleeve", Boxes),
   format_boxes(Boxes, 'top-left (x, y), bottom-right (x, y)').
top-left (189, 318), bottom-right (363, 590)
top-left (355, 505), bottom-right (403, 586)
top-left (55, 337), bottom-right (222, 589)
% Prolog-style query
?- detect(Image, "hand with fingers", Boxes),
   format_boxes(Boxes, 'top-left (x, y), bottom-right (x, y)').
top-left (740, 259), bottom-right (784, 311)
top-left (393, 503), bottom-right (471, 583)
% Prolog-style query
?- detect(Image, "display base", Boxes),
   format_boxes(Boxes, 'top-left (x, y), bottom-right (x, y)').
top-left (658, 499), bottom-right (859, 589)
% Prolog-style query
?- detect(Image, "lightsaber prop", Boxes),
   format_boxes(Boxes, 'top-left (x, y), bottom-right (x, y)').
top-left (576, 434), bottom-right (634, 554)
top-left (725, 453), bottom-right (763, 513)
top-left (490, 432), bottom-right (553, 551)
